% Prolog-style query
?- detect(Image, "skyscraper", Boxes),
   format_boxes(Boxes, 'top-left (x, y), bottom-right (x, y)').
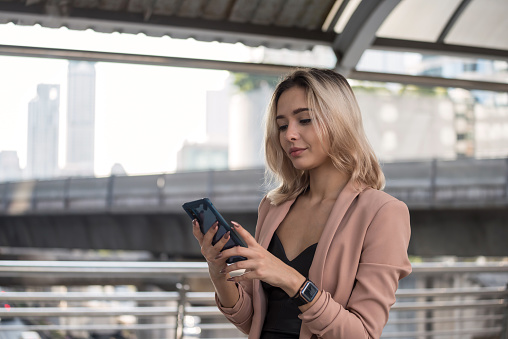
top-left (0, 151), bottom-right (22, 182)
top-left (65, 61), bottom-right (96, 177)
top-left (26, 84), bottom-right (60, 179)
top-left (176, 83), bottom-right (231, 172)
top-left (228, 81), bottom-right (273, 170)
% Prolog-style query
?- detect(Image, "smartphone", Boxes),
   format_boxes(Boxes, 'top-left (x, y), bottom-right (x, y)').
top-left (182, 198), bottom-right (247, 263)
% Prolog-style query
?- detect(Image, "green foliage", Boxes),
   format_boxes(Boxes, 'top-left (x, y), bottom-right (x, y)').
top-left (351, 85), bottom-right (392, 95)
top-left (352, 83), bottom-right (448, 97)
top-left (398, 84), bottom-right (448, 97)
top-left (408, 256), bottom-right (423, 263)
top-left (233, 73), bottom-right (279, 93)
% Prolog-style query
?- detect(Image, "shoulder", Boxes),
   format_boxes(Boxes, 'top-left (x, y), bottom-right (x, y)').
top-left (358, 188), bottom-right (410, 239)
top-left (352, 187), bottom-right (410, 229)
top-left (357, 187), bottom-right (408, 213)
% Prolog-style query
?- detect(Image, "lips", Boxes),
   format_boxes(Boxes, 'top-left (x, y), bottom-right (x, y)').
top-left (289, 147), bottom-right (306, 157)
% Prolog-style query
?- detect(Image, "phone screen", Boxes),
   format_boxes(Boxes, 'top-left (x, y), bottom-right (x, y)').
top-left (188, 200), bottom-right (236, 250)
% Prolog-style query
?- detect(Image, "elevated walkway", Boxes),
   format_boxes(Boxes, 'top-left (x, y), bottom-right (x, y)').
top-left (1, 158), bottom-right (507, 257)
top-left (1, 158), bottom-right (507, 215)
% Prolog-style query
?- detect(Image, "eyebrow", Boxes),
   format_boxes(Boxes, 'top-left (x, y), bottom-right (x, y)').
top-left (276, 107), bottom-right (309, 120)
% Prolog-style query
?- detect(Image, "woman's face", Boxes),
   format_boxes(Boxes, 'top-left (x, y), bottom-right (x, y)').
top-left (276, 86), bottom-right (331, 171)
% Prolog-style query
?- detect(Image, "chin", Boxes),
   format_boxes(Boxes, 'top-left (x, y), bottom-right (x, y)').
top-left (290, 161), bottom-right (312, 171)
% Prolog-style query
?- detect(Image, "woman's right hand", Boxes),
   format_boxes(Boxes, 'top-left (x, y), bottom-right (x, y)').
top-left (191, 219), bottom-right (231, 280)
top-left (192, 219), bottom-right (241, 308)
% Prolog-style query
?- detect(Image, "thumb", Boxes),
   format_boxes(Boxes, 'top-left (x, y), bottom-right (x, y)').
top-left (230, 221), bottom-right (256, 246)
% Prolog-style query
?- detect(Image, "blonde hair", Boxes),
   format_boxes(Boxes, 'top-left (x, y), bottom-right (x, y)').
top-left (264, 68), bottom-right (385, 205)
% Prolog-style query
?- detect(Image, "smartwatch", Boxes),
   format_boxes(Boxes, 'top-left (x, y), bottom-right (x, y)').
top-left (291, 278), bottom-right (319, 306)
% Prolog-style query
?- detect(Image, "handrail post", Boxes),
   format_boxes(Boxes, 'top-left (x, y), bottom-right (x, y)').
top-left (31, 179), bottom-right (38, 212)
top-left (64, 177), bottom-right (71, 210)
top-left (175, 281), bottom-right (189, 339)
top-left (1, 181), bottom-right (8, 213)
top-left (106, 175), bottom-right (115, 209)
top-left (157, 174), bottom-right (165, 207)
top-left (502, 283), bottom-right (508, 339)
top-left (430, 158), bottom-right (437, 207)
top-left (424, 276), bottom-right (434, 339)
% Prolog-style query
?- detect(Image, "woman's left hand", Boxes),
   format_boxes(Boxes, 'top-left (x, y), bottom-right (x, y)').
top-left (220, 221), bottom-right (306, 297)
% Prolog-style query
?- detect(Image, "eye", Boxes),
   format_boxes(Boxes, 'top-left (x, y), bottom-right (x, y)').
top-left (278, 124), bottom-right (288, 131)
top-left (300, 119), bottom-right (311, 125)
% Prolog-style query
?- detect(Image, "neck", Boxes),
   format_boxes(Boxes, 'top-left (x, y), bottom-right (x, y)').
top-left (306, 160), bottom-right (350, 202)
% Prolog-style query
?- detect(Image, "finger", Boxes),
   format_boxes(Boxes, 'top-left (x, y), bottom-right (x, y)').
top-left (220, 245), bottom-right (251, 261)
top-left (213, 230), bottom-right (231, 252)
top-left (222, 258), bottom-right (250, 275)
top-left (230, 221), bottom-right (257, 246)
top-left (191, 219), bottom-right (204, 244)
top-left (202, 221), bottom-right (219, 247)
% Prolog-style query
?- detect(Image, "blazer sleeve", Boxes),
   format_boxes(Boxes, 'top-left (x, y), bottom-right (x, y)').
top-left (299, 199), bottom-right (412, 338)
top-left (215, 281), bottom-right (254, 334)
top-left (215, 195), bottom-right (271, 334)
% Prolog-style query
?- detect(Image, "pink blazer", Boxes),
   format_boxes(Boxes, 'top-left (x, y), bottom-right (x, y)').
top-left (217, 180), bottom-right (412, 338)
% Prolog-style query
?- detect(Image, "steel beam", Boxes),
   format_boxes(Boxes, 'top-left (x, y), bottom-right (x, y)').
top-left (2, 44), bottom-right (507, 92)
top-left (0, 44), bottom-right (294, 76)
top-left (332, 0), bottom-right (401, 76)
top-left (350, 70), bottom-right (508, 92)
top-left (323, 0), bottom-right (350, 32)
top-left (373, 37), bottom-right (508, 61)
top-left (437, 0), bottom-right (472, 44)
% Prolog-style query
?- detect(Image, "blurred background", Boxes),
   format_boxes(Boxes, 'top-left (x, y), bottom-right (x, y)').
top-left (0, 0), bottom-right (507, 338)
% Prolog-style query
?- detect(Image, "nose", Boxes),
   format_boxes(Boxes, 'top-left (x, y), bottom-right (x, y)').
top-left (285, 121), bottom-right (299, 141)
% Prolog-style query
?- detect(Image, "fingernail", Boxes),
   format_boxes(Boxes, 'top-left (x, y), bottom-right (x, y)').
top-left (219, 268), bottom-right (226, 274)
top-left (227, 278), bottom-right (235, 282)
top-left (231, 221), bottom-right (239, 228)
top-left (214, 253), bottom-right (223, 259)
top-left (225, 231), bottom-right (230, 239)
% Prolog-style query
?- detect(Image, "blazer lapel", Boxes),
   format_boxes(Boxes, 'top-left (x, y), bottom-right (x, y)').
top-left (257, 198), bottom-right (296, 249)
top-left (309, 180), bottom-right (365, 287)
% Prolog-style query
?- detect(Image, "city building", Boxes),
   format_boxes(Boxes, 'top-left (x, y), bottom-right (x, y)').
top-left (228, 77), bottom-right (274, 170)
top-left (418, 56), bottom-right (508, 158)
top-left (176, 83), bottom-right (231, 172)
top-left (64, 61), bottom-right (96, 177)
top-left (177, 141), bottom-right (228, 172)
top-left (0, 150), bottom-right (22, 182)
top-left (26, 84), bottom-right (60, 179)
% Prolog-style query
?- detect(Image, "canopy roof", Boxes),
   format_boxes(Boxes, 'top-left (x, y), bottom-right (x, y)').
top-left (1, 0), bottom-right (507, 89)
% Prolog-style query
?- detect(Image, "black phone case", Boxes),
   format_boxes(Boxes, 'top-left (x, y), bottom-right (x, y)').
top-left (182, 198), bottom-right (247, 263)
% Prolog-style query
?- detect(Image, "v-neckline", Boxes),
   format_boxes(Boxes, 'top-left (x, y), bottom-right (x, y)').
top-left (273, 232), bottom-right (318, 263)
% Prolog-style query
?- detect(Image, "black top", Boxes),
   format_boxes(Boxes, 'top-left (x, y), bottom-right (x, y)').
top-left (260, 233), bottom-right (318, 339)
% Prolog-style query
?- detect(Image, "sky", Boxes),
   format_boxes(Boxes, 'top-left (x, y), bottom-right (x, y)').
top-left (0, 23), bottom-right (242, 176)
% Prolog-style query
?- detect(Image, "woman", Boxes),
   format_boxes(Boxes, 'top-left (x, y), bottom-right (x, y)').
top-left (192, 68), bottom-right (411, 338)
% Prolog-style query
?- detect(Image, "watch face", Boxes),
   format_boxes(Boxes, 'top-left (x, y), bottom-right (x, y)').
top-left (301, 281), bottom-right (319, 302)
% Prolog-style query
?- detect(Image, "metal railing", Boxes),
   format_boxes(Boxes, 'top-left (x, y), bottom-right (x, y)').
top-left (0, 260), bottom-right (507, 338)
